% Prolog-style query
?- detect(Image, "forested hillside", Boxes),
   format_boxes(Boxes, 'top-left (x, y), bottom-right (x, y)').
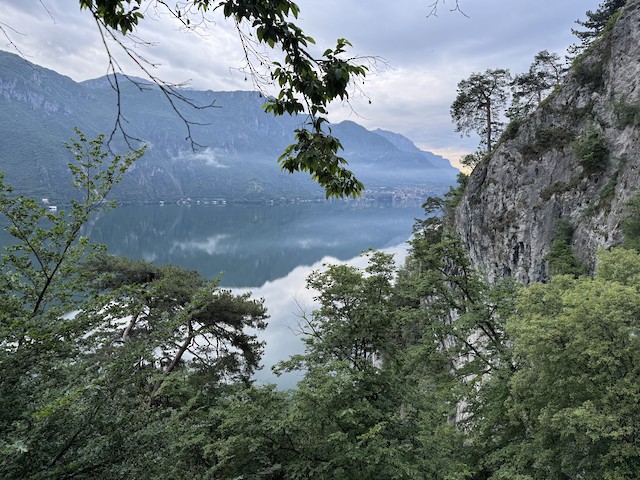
top-left (0, 52), bottom-right (456, 203)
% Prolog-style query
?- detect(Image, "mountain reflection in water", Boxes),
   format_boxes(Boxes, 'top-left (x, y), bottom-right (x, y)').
top-left (83, 202), bottom-right (423, 287)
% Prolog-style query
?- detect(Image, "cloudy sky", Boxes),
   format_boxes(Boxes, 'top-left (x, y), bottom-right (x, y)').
top-left (2, 0), bottom-right (601, 166)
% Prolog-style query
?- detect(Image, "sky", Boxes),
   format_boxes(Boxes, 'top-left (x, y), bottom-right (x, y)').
top-left (1, 0), bottom-right (602, 167)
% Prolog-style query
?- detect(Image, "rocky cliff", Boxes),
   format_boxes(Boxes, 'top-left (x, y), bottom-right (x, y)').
top-left (455, 0), bottom-right (640, 284)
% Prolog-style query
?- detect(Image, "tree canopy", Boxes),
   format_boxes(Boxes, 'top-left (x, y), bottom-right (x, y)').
top-left (570, 0), bottom-right (628, 55)
top-left (450, 68), bottom-right (511, 153)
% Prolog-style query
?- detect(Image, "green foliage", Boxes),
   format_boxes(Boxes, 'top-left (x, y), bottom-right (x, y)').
top-left (622, 190), bottom-right (640, 251)
top-left (500, 249), bottom-right (640, 478)
top-left (416, 172), bottom-right (469, 232)
top-left (0, 133), bottom-right (269, 479)
top-left (597, 169), bottom-right (618, 202)
top-left (545, 219), bottom-right (587, 277)
top-left (451, 69), bottom-right (511, 152)
top-left (573, 57), bottom-right (605, 88)
top-left (572, 123), bottom-right (609, 173)
top-left (5, 130), bottom-right (640, 478)
top-left (0, 130), bottom-right (142, 478)
top-left (536, 126), bottom-right (575, 150)
top-left (80, 0), bottom-right (144, 34)
top-left (508, 50), bottom-right (566, 120)
top-left (0, 129), bottom-right (143, 320)
top-left (500, 118), bottom-right (522, 142)
top-left (570, 0), bottom-right (626, 56)
top-left (460, 151), bottom-right (485, 171)
top-left (278, 123), bottom-right (363, 199)
top-left (539, 175), bottom-right (582, 201)
top-left (278, 250), bottom-right (397, 374)
top-left (613, 99), bottom-right (640, 128)
top-left (519, 126), bottom-right (575, 160)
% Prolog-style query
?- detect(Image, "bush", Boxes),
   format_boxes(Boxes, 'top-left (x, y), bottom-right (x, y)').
top-left (501, 119), bottom-right (522, 142)
top-left (573, 59), bottom-right (604, 88)
top-left (622, 192), bottom-right (640, 251)
top-left (519, 126), bottom-right (575, 160)
top-left (572, 123), bottom-right (608, 173)
top-left (613, 100), bottom-right (640, 128)
top-left (546, 219), bottom-right (587, 277)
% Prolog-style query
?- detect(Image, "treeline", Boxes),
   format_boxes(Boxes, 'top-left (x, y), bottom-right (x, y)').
top-left (2, 133), bottom-right (640, 479)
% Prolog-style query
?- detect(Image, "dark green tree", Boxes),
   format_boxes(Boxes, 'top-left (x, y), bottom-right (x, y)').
top-left (451, 69), bottom-right (511, 152)
top-left (570, 0), bottom-right (627, 56)
top-left (0, 132), bottom-right (269, 479)
top-left (509, 50), bottom-right (565, 119)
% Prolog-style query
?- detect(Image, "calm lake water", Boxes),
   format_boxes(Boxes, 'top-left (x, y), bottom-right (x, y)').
top-left (82, 202), bottom-right (423, 287)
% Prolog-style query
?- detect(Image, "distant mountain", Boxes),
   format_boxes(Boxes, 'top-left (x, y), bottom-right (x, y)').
top-left (0, 50), bottom-right (458, 203)
top-left (373, 129), bottom-right (422, 153)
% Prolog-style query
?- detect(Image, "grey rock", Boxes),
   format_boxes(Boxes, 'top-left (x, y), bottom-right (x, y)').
top-left (455, 0), bottom-right (640, 284)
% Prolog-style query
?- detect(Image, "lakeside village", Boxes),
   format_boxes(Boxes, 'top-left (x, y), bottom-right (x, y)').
top-left (39, 184), bottom-right (448, 210)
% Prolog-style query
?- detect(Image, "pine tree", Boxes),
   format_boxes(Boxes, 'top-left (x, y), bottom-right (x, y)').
top-left (570, 0), bottom-right (627, 55)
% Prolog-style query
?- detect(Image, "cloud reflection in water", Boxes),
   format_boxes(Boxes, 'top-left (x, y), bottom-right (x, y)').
top-left (235, 240), bottom-right (412, 390)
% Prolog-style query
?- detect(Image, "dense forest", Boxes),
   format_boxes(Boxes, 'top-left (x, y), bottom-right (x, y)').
top-left (2, 0), bottom-right (640, 479)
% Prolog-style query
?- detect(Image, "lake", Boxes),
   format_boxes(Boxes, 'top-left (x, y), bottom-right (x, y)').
top-left (82, 202), bottom-right (423, 287)
top-left (9, 201), bottom-right (426, 387)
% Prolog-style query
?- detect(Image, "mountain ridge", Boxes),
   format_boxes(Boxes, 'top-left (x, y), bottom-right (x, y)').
top-left (0, 50), bottom-right (457, 203)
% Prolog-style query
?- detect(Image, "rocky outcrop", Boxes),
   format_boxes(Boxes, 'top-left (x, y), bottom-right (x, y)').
top-left (455, 0), bottom-right (640, 284)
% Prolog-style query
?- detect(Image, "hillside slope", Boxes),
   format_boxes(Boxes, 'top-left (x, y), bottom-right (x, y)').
top-left (455, 0), bottom-right (640, 283)
top-left (0, 52), bottom-right (457, 203)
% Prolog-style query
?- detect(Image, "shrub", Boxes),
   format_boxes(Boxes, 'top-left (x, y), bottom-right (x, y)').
top-left (613, 100), bottom-right (640, 128)
top-left (501, 119), bottom-right (522, 142)
top-left (573, 60), bottom-right (604, 88)
top-left (546, 219), bottom-right (587, 277)
top-left (622, 192), bottom-right (640, 251)
top-left (572, 123), bottom-right (608, 173)
top-left (519, 126), bottom-right (575, 160)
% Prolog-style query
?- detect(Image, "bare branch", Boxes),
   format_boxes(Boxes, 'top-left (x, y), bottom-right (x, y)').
top-left (0, 22), bottom-right (29, 58)
top-left (86, 6), bottom-right (219, 151)
top-left (426, 0), bottom-right (468, 18)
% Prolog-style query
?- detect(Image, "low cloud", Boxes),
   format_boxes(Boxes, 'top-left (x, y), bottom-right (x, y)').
top-left (173, 147), bottom-right (229, 168)
top-left (172, 234), bottom-right (233, 256)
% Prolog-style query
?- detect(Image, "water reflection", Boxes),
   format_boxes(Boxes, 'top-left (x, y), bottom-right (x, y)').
top-left (236, 242), bottom-right (412, 389)
top-left (83, 203), bottom-right (422, 287)
top-left (2, 203), bottom-right (422, 388)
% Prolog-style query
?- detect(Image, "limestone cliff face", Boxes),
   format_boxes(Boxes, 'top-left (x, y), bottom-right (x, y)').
top-left (455, 0), bottom-right (640, 284)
